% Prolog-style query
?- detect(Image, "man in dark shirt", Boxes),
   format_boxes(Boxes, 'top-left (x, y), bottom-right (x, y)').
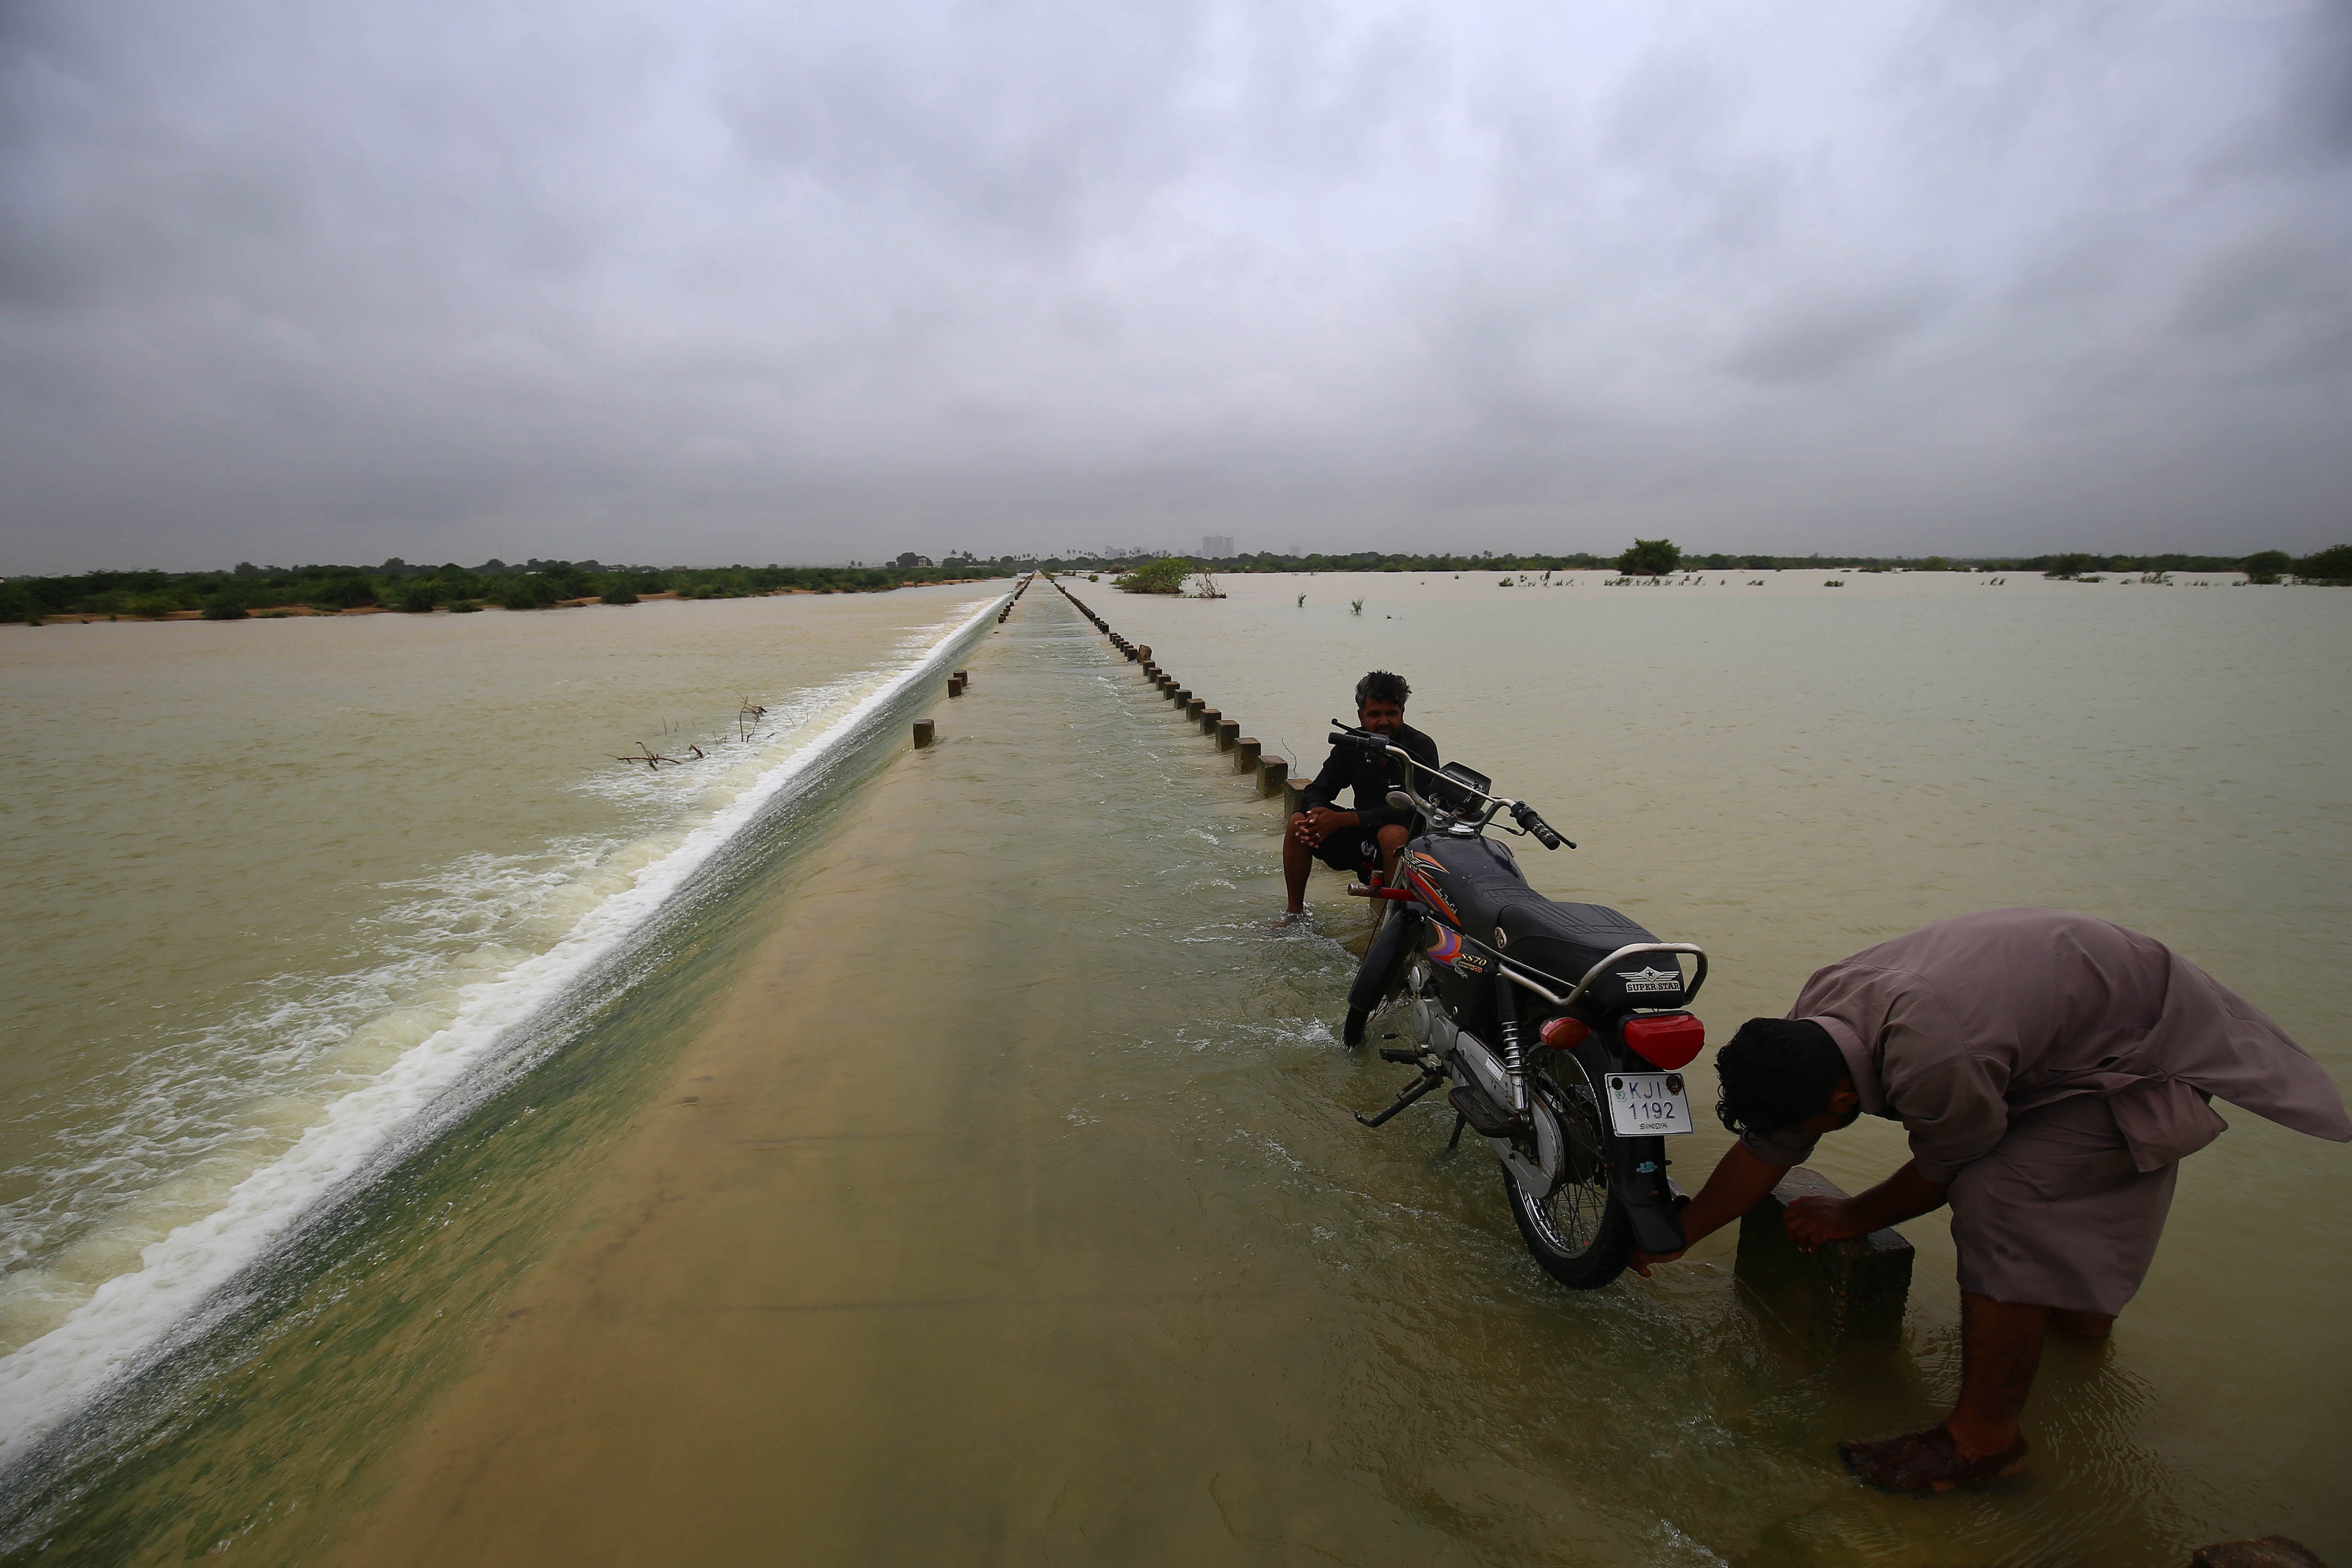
top-left (1282, 670), bottom-right (1440, 915)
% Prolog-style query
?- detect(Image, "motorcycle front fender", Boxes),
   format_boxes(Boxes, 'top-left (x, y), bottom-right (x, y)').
top-left (1347, 910), bottom-right (1422, 1015)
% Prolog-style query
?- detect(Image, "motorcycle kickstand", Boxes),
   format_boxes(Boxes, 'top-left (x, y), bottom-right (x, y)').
top-left (1356, 1069), bottom-right (1445, 1129)
top-left (1446, 1112), bottom-right (1467, 1151)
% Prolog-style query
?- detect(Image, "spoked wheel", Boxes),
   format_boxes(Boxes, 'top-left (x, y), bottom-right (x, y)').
top-left (1502, 1039), bottom-right (1634, 1289)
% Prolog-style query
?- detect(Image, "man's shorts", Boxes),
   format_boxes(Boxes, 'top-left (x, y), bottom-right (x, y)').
top-left (1947, 1094), bottom-right (2178, 1318)
top-left (1308, 827), bottom-right (1382, 877)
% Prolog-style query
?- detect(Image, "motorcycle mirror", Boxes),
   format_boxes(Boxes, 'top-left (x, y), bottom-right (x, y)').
top-left (1386, 790), bottom-right (1414, 811)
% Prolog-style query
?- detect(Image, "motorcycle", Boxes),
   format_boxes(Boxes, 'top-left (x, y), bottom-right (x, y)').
top-left (1327, 727), bottom-right (1710, 1289)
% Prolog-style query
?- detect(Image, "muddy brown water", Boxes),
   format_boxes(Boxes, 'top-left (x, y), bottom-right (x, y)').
top-left (2, 576), bottom-right (2346, 1565)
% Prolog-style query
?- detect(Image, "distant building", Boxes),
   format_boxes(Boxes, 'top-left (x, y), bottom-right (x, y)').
top-left (1201, 534), bottom-right (1234, 558)
top-left (894, 551), bottom-right (934, 568)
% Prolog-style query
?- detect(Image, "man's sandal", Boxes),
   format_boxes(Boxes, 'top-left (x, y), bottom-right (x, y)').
top-left (1839, 1426), bottom-right (2030, 1494)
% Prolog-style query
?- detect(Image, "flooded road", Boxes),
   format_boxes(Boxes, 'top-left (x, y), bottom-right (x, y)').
top-left (4, 579), bottom-right (2345, 1565)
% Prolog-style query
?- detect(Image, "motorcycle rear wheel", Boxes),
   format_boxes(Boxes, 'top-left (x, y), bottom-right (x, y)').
top-left (1502, 1041), bottom-right (1634, 1289)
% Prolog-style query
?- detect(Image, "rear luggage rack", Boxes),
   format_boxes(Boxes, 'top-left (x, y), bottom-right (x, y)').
top-left (1501, 942), bottom-right (1709, 1009)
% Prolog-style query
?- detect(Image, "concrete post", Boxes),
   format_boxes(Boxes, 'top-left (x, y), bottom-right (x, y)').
top-left (1135, 645), bottom-right (1151, 662)
top-left (1198, 706), bottom-right (1220, 732)
top-left (948, 676), bottom-right (964, 698)
top-left (1216, 720), bottom-right (1240, 751)
top-left (1259, 757), bottom-right (1288, 797)
top-left (1234, 738), bottom-right (1260, 772)
top-left (912, 720), bottom-right (935, 748)
top-left (1185, 698), bottom-right (1206, 721)
top-left (1734, 1167), bottom-right (1913, 1353)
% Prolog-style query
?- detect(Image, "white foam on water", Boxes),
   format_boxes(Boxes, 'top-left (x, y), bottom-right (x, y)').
top-left (0, 592), bottom-right (1005, 1472)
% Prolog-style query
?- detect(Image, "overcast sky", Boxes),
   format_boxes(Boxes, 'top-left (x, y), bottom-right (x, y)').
top-left (3, 0), bottom-right (2347, 571)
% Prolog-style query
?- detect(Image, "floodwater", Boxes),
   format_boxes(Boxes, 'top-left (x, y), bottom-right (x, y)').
top-left (1, 572), bottom-right (2346, 1565)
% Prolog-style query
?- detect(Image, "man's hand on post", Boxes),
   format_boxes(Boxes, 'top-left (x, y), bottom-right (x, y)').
top-left (1782, 1160), bottom-right (1948, 1253)
top-left (1782, 1196), bottom-right (1869, 1252)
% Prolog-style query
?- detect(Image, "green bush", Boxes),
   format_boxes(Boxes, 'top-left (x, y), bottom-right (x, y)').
top-left (2295, 543), bottom-right (2352, 583)
top-left (1115, 557), bottom-right (1192, 595)
top-left (499, 578), bottom-right (559, 610)
top-left (1616, 538), bottom-right (1681, 576)
top-left (394, 582), bottom-right (440, 613)
top-left (448, 599), bottom-right (484, 613)
top-left (313, 576), bottom-right (377, 609)
top-left (200, 597), bottom-right (249, 620)
top-left (127, 592), bottom-right (182, 618)
top-left (600, 588), bottom-right (640, 605)
top-left (2241, 549), bottom-right (2291, 585)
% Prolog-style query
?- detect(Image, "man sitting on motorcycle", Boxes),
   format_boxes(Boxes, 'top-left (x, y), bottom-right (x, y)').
top-left (1282, 670), bottom-right (1439, 916)
top-left (1637, 907), bottom-right (2349, 1495)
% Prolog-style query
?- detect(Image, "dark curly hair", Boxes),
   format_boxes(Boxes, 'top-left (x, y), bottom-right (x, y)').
top-left (1356, 670), bottom-right (1411, 709)
top-left (1714, 1017), bottom-right (1846, 1138)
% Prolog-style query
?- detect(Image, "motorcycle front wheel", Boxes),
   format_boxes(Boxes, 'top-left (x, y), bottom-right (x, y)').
top-left (1502, 1039), bottom-right (1634, 1289)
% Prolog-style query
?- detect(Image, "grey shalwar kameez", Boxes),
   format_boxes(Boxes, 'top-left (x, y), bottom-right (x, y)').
top-left (1742, 907), bottom-right (2351, 1316)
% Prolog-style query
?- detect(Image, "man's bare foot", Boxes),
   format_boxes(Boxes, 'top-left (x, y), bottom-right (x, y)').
top-left (1840, 1425), bottom-right (2029, 1494)
top-left (2048, 1309), bottom-right (2114, 1340)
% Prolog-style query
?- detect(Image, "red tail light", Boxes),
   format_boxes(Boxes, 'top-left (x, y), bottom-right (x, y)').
top-left (1539, 1016), bottom-right (1589, 1051)
top-left (1622, 1012), bottom-right (1705, 1069)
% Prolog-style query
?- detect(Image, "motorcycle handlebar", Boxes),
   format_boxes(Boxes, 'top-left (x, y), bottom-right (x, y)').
top-left (1327, 724), bottom-right (1576, 850)
top-left (1510, 802), bottom-right (1571, 851)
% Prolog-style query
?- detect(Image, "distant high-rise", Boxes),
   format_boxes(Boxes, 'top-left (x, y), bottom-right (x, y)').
top-left (1201, 534), bottom-right (1234, 558)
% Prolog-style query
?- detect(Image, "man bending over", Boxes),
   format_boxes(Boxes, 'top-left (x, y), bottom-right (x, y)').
top-left (1282, 670), bottom-right (1439, 916)
top-left (1639, 907), bottom-right (2348, 1494)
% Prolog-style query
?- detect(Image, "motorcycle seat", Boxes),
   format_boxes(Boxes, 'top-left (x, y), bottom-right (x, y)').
top-left (1406, 833), bottom-right (1684, 1012)
top-left (1494, 899), bottom-right (1675, 997)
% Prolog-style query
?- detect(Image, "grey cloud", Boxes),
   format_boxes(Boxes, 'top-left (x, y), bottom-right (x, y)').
top-left (1, 0), bottom-right (2347, 571)
top-left (2176, 226), bottom-right (2346, 335)
top-left (2279, 0), bottom-right (2352, 162)
top-left (1727, 283), bottom-right (1945, 384)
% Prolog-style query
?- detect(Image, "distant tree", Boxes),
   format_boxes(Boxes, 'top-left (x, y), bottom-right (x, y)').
top-left (1115, 557), bottom-right (1192, 594)
top-left (2295, 543), bottom-right (2352, 583)
top-left (313, 575), bottom-right (377, 609)
top-left (1617, 538), bottom-right (1682, 576)
top-left (499, 577), bottom-right (560, 610)
top-left (2241, 549), bottom-right (2292, 585)
top-left (2042, 552), bottom-right (2097, 580)
top-left (200, 596), bottom-right (249, 620)
top-left (1918, 556), bottom-right (1951, 571)
top-left (394, 582), bottom-right (440, 613)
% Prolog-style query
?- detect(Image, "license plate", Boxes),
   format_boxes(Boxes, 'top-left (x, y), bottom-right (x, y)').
top-left (1604, 1071), bottom-right (1693, 1137)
